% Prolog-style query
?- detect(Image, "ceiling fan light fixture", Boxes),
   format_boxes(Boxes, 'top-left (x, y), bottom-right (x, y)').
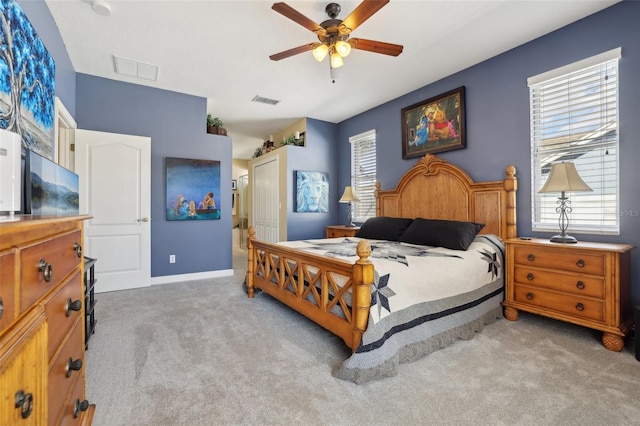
top-left (330, 52), bottom-right (344, 69)
top-left (312, 44), bottom-right (329, 62)
top-left (335, 40), bottom-right (351, 58)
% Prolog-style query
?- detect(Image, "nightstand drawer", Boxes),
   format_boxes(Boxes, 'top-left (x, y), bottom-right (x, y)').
top-left (514, 285), bottom-right (604, 322)
top-left (326, 226), bottom-right (360, 238)
top-left (513, 266), bottom-right (605, 299)
top-left (513, 246), bottom-right (605, 275)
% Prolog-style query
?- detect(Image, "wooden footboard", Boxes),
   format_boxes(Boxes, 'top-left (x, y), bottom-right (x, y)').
top-left (247, 227), bottom-right (373, 351)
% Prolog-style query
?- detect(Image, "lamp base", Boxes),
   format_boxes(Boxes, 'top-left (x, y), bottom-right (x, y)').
top-left (345, 223), bottom-right (357, 227)
top-left (550, 234), bottom-right (578, 244)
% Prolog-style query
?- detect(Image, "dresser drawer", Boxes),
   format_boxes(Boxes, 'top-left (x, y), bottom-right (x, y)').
top-left (514, 284), bottom-right (604, 322)
top-left (56, 372), bottom-right (94, 426)
top-left (0, 249), bottom-right (17, 332)
top-left (43, 270), bottom-right (83, 362)
top-left (513, 266), bottom-right (605, 299)
top-left (49, 319), bottom-right (84, 426)
top-left (20, 230), bottom-right (83, 312)
top-left (513, 246), bottom-right (605, 276)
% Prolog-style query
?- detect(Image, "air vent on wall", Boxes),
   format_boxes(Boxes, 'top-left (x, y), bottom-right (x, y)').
top-left (252, 95), bottom-right (280, 106)
top-left (114, 55), bottom-right (159, 81)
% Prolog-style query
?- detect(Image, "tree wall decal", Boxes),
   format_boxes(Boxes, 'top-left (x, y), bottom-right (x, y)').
top-left (0, 0), bottom-right (56, 160)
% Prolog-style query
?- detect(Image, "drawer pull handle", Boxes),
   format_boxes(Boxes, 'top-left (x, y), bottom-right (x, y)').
top-left (66, 357), bottom-right (83, 377)
top-left (73, 399), bottom-right (90, 418)
top-left (576, 259), bottom-right (585, 268)
top-left (576, 281), bottom-right (585, 290)
top-left (575, 303), bottom-right (585, 311)
top-left (526, 292), bottom-right (534, 300)
top-left (527, 254), bottom-right (535, 261)
top-left (527, 273), bottom-right (534, 281)
top-left (0, 296), bottom-right (3, 320)
top-left (38, 259), bottom-right (53, 282)
top-left (65, 298), bottom-right (82, 317)
top-left (73, 242), bottom-right (83, 258)
top-left (15, 390), bottom-right (34, 419)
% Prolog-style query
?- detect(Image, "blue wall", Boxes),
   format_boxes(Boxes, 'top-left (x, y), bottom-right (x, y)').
top-left (286, 118), bottom-right (339, 240)
top-left (75, 74), bottom-right (233, 277)
top-left (337, 1), bottom-right (640, 303)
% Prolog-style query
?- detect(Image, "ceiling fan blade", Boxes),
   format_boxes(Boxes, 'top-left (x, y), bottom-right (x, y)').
top-left (272, 3), bottom-right (326, 36)
top-left (269, 43), bottom-right (317, 61)
top-left (349, 38), bottom-right (403, 56)
top-left (339, 0), bottom-right (390, 35)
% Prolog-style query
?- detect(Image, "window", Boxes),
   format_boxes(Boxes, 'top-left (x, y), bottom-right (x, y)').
top-left (529, 48), bottom-right (620, 235)
top-left (349, 129), bottom-right (376, 223)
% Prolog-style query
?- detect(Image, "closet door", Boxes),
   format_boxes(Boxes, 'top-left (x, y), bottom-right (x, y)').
top-left (252, 156), bottom-right (279, 243)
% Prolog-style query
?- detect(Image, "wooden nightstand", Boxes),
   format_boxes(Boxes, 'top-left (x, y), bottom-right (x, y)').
top-left (326, 225), bottom-right (360, 238)
top-left (502, 238), bottom-right (634, 352)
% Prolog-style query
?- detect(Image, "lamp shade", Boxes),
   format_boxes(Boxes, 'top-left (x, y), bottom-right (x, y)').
top-left (539, 162), bottom-right (592, 193)
top-left (330, 52), bottom-right (344, 69)
top-left (339, 186), bottom-right (360, 203)
top-left (312, 44), bottom-right (329, 62)
top-left (335, 40), bottom-right (351, 57)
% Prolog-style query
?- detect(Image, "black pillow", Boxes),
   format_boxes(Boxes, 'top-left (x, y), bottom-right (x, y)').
top-left (356, 217), bottom-right (414, 241)
top-left (399, 218), bottom-right (485, 250)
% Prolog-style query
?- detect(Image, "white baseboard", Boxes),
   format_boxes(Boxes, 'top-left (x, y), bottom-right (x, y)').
top-left (151, 269), bottom-right (234, 285)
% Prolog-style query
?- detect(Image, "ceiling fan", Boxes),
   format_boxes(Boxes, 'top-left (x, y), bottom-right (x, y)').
top-left (269, 1), bottom-right (403, 69)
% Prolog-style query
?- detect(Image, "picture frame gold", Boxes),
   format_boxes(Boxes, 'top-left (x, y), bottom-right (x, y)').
top-left (401, 86), bottom-right (466, 159)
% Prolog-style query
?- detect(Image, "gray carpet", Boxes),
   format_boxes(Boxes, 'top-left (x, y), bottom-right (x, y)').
top-left (86, 247), bottom-right (640, 425)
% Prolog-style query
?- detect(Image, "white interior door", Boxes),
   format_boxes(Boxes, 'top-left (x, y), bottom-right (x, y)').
top-left (75, 129), bottom-right (151, 293)
top-left (252, 157), bottom-right (278, 243)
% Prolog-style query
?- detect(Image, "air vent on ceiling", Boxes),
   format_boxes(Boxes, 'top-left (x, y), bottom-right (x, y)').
top-left (114, 55), bottom-right (159, 81)
top-left (252, 95), bottom-right (280, 106)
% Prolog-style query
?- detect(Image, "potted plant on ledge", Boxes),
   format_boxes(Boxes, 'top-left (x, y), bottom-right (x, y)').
top-left (207, 114), bottom-right (227, 135)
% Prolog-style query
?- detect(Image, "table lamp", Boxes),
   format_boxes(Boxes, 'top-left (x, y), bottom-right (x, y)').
top-left (538, 161), bottom-right (592, 243)
top-left (339, 186), bottom-right (360, 227)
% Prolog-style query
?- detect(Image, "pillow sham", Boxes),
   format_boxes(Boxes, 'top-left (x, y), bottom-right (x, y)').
top-left (399, 218), bottom-right (485, 251)
top-left (355, 217), bottom-right (414, 241)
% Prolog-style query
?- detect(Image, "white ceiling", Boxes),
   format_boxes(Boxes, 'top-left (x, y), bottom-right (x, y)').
top-left (44, 0), bottom-right (619, 159)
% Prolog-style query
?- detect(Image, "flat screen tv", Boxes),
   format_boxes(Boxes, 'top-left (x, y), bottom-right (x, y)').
top-left (24, 149), bottom-right (79, 215)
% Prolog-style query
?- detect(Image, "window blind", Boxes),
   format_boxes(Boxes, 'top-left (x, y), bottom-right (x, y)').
top-left (530, 48), bottom-right (620, 235)
top-left (349, 130), bottom-right (376, 223)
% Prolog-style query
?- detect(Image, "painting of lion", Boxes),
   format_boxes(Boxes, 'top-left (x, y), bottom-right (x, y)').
top-left (296, 171), bottom-right (329, 213)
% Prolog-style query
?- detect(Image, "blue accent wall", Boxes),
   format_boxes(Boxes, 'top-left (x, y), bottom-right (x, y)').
top-left (337, 1), bottom-right (640, 303)
top-left (286, 118), bottom-right (339, 240)
top-left (75, 74), bottom-right (232, 276)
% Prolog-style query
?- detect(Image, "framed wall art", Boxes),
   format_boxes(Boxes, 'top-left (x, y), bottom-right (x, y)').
top-left (401, 86), bottom-right (466, 159)
top-left (166, 157), bottom-right (221, 221)
top-left (295, 170), bottom-right (329, 213)
top-left (0, 1), bottom-right (56, 160)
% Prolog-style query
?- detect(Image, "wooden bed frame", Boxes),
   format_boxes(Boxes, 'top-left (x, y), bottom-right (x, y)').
top-left (246, 154), bottom-right (517, 351)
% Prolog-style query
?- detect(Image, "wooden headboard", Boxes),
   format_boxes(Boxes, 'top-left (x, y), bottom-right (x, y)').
top-left (376, 154), bottom-right (517, 241)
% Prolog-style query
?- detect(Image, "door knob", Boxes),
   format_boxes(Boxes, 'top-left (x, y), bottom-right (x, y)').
top-left (137, 217), bottom-right (150, 222)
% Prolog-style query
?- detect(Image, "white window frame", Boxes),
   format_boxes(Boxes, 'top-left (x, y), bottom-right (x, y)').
top-left (349, 129), bottom-right (376, 224)
top-left (529, 48), bottom-right (621, 236)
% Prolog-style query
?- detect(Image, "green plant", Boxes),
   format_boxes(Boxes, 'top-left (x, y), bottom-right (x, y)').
top-left (207, 114), bottom-right (224, 127)
top-left (281, 134), bottom-right (297, 146)
top-left (253, 146), bottom-right (263, 158)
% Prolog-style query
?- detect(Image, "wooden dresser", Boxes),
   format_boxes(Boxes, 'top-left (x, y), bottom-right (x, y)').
top-left (325, 225), bottom-right (361, 238)
top-left (0, 215), bottom-right (95, 425)
top-left (502, 238), bottom-right (634, 351)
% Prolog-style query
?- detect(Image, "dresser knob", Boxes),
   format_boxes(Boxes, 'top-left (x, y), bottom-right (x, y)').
top-left (576, 281), bottom-right (585, 290)
top-left (73, 242), bottom-right (83, 258)
top-left (576, 259), bottom-right (585, 268)
top-left (526, 292), bottom-right (534, 300)
top-left (38, 259), bottom-right (53, 282)
top-left (527, 254), bottom-right (535, 261)
top-left (575, 303), bottom-right (585, 311)
top-left (65, 298), bottom-right (82, 317)
top-left (527, 273), bottom-right (534, 281)
top-left (73, 399), bottom-right (90, 418)
top-left (66, 357), bottom-right (83, 377)
top-left (15, 390), bottom-right (34, 419)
